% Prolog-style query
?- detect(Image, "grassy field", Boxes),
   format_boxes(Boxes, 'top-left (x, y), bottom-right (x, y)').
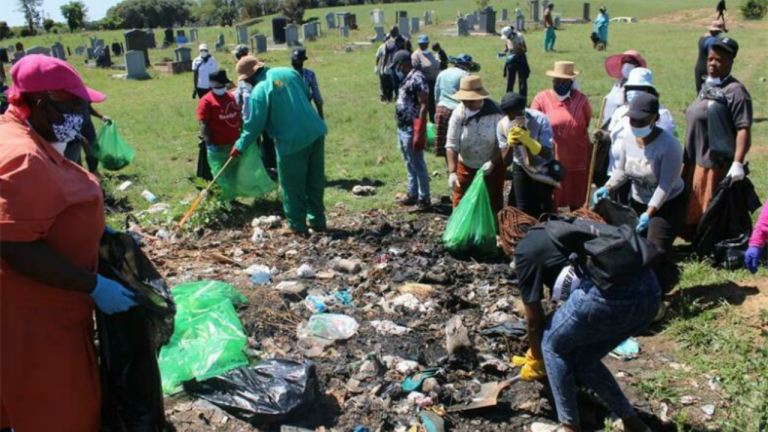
top-left (6, 0), bottom-right (768, 429)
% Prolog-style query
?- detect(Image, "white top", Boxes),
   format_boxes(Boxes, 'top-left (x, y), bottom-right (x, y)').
top-left (192, 55), bottom-right (220, 89)
top-left (446, 102), bottom-right (504, 169)
top-left (602, 80), bottom-right (625, 125)
top-left (607, 104), bottom-right (677, 175)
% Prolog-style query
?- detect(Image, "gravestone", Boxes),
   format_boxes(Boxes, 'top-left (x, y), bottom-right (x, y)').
top-left (411, 17), bottom-right (420, 33)
top-left (371, 9), bottom-right (385, 25)
top-left (285, 24), bottom-right (300, 46)
top-left (95, 46), bottom-right (112, 67)
top-left (15, 42), bottom-right (24, 53)
top-left (125, 29), bottom-right (150, 67)
top-left (164, 28), bottom-right (174, 46)
top-left (51, 42), bottom-right (66, 60)
top-left (424, 11), bottom-right (432, 25)
top-left (215, 34), bottom-right (225, 51)
top-left (502, 8), bottom-right (509, 21)
top-left (398, 16), bottom-right (410, 38)
top-left (479, 6), bottom-right (496, 34)
top-left (457, 18), bottom-right (469, 36)
top-left (371, 26), bottom-right (386, 43)
top-left (26, 46), bottom-right (51, 56)
top-left (272, 17), bottom-right (288, 44)
top-left (75, 46), bottom-right (86, 56)
top-left (337, 12), bottom-right (350, 28)
top-left (252, 34), bottom-right (267, 53)
top-left (177, 29), bottom-right (186, 38)
top-left (325, 12), bottom-right (336, 29)
top-left (554, 15), bottom-right (561, 28)
top-left (339, 26), bottom-right (349, 38)
top-left (312, 21), bottom-right (322, 37)
top-left (464, 13), bottom-right (476, 30)
top-left (583, 3), bottom-right (591, 21)
top-left (174, 46), bottom-right (192, 62)
top-left (87, 48), bottom-right (95, 59)
top-left (531, 0), bottom-right (540, 22)
top-left (189, 29), bottom-right (199, 42)
top-left (125, 50), bottom-right (150, 80)
top-left (146, 29), bottom-right (157, 48)
top-left (7, 45), bottom-right (14, 55)
top-left (516, 12), bottom-right (526, 32)
top-left (112, 42), bottom-right (123, 56)
top-left (348, 13), bottom-right (358, 30)
top-left (0, 48), bottom-right (8, 64)
top-left (95, 39), bottom-right (106, 49)
top-left (395, 10), bottom-right (407, 21)
top-left (236, 25), bottom-right (249, 45)
top-left (303, 22), bottom-right (318, 41)
top-left (176, 35), bottom-right (188, 44)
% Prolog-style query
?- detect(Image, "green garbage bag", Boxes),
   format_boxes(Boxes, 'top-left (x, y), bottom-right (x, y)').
top-left (208, 144), bottom-right (275, 200)
top-left (442, 174), bottom-right (499, 256)
top-left (93, 122), bottom-right (136, 171)
top-left (426, 122), bottom-right (436, 150)
top-left (158, 280), bottom-right (249, 394)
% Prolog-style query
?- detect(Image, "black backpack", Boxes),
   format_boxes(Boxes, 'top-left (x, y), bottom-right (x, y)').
top-left (544, 219), bottom-right (663, 291)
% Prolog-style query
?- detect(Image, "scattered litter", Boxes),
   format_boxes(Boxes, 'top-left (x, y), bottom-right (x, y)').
top-left (245, 265), bottom-right (272, 285)
top-left (334, 289), bottom-right (353, 306)
top-left (274, 281), bottom-right (307, 296)
top-left (333, 258), bottom-right (362, 274)
top-left (251, 227), bottom-right (267, 244)
top-left (370, 320), bottom-right (411, 336)
top-left (298, 314), bottom-right (359, 343)
top-left (445, 315), bottom-right (472, 355)
top-left (701, 404), bottom-right (715, 417)
top-left (392, 293), bottom-right (421, 311)
top-left (480, 320), bottom-right (527, 338)
top-left (117, 180), bottom-right (133, 191)
top-left (141, 189), bottom-right (158, 203)
top-left (147, 203), bottom-right (170, 214)
top-left (251, 215), bottom-right (282, 229)
top-left (680, 395), bottom-right (700, 405)
top-left (304, 295), bottom-right (327, 313)
top-left (296, 264), bottom-right (316, 279)
top-left (611, 338), bottom-right (641, 360)
top-left (352, 185), bottom-right (377, 196)
top-left (398, 283), bottom-right (436, 299)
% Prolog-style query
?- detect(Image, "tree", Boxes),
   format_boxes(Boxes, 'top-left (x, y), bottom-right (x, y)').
top-left (61, 1), bottom-right (88, 32)
top-left (280, 0), bottom-right (308, 23)
top-left (741, 0), bottom-right (768, 20)
top-left (193, 0), bottom-right (238, 26)
top-left (0, 21), bottom-right (13, 40)
top-left (17, 0), bottom-right (43, 35)
top-left (43, 18), bottom-right (55, 32)
top-left (103, 0), bottom-right (192, 29)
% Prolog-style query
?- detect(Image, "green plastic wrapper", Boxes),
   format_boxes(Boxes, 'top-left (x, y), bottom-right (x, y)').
top-left (207, 144), bottom-right (275, 200)
top-left (442, 175), bottom-right (499, 256)
top-left (426, 122), bottom-right (435, 149)
top-left (94, 122), bottom-right (136, 171)
top-left (158, 280), bottom-right (249, 395)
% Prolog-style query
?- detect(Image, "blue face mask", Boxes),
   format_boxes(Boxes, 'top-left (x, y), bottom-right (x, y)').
top-left (553, 80), bottom-right (573, 97)
top-left (626, 90), bottom-right (640, 103)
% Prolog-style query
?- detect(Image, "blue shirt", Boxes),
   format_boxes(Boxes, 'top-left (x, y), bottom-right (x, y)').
top-left (234, 80), bottom-right (253, 121)
top-left (299, 68), bottom-right (323, 106)
top-left (435, 67), bottom-right (469, 111)
top-left (496, 108), bottom-right (554, 166)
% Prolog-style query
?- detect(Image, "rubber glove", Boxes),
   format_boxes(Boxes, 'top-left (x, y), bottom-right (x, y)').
top-left (727, 161), bottom-right (745, 181)
top-left (512, 348), bottom-right (535, 367)
top-left (512, 349), bottom-right (547, 382)
top-left (481, 161), bottom-right (494, 176)
top-left (745, 246), bottom-right (762, 274)
top-left (413, 118), bottom-right (427, 152)
top-left (636, 212), bottom-right (650, 233)
top-left (509, 127), bottom-right (542, 155)
top-left (592, 187), bottom-right (610, 205)
top-left (91, 275), bottom-right (138, 315)
top-left (229, 146), bottom-right (242, 158)
top-left (448, 173), bottom-right (460, 190)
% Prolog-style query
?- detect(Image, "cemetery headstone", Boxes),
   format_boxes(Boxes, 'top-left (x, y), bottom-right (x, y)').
top-left (411, 17), bottom-right (420, 33)
top-left (125, 50), bottom-right (150, 80)
top-left (95, 39), bottom-right (106, 49)
top-left (112, 42), bottom-right (123, 56)
top-left (398, 16), bottom-right (410, 38)
top-left (272, 17), bottom-right (288, 44)
top-left (164, 28), bottom-right (174, 46)
top-left (174, 46), bottom-right (192, 62)
top-left (371, 9), bottom-right (385, 25)
top-left (424, 11), bottom-right (432, 25)
top-left (176, 35), bottom-right (188, 44)
top-left (326, 12), bottom-right (336, 29)
top-left (0, 48), bottom-right (8, 64)
top-left (337, 12), bottom-right (350, 28)
top-left (252, 34), bottom-right (267, 53)
top-left (340, 26), bottom-right (349, 38)
top-left (371, 26), bottom-right (386, 43)
top-left (303, 22), bottom-right (318, 41)
top-left (516, 12), bottom-right (526, 32)
top-left (87, 48), bottom-right (95, 59)
top-left (7, 45), bottom-right (14, 55)
top-left (75, 46), bottom-right (86, 56)
top-left (214, 34), bottom-right (225, 51)
top-left (146, 29), bottom-right (157, 48)
top-left (95, 46), bottom-right (112, 67)
top-left (177, 29), bottom-right (186, 38)
top-left (464, 13), bottom-right (476, 30)
top-left (479, 6), bottom-right (496, 34)
top-left (502, 8), bottom-right (509, 21)
top-left (312, 21), bottom-right (322, 37)
top-left (26, 46), bottom-right (51, 56)
top-left (554, 15), bottom-right (561, 28)
top-left (457, 18), bottom-right (469, 36)
top-left (285, 24), bottom-right (300, 46)
top-left (349, 13), bottom-right (358, 30)
top-left (531, 0), bottom-right (540, 22)
top-left (189, 29), bottom-right (199, 42)
top-left (125, 29), bottom-right (150, 67)
top-left (395, 10), bottom-right (407, 21)
top-left (583, 3), bottom-right (591, 21)
top-left (236, 25), bottom-right (249, 45)
top-left (51, 42), bottom-right (66, 60)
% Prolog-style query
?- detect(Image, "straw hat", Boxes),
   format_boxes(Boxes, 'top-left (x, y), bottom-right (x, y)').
top-left (545, 61), bottom-right (579, 79)
top-left (453, 75), bottom-right (490, 101)
top-left (236, 55), bottom-right (266, 81)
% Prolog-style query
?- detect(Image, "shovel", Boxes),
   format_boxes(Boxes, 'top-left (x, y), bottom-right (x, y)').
top-left (447, 374), bottom-right (522, 412)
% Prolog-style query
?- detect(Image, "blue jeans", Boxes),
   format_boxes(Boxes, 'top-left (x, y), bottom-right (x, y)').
top-left (397, 127), bottom-right (430, 201)
top-left (542, 271), bottom-right (662, 425)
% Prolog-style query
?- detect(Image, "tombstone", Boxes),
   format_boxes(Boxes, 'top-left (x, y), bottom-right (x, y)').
top-left (457, 18), bottom-right (470, 36)
top-left (7, 45), bottom-right (14, 55)
top-left (325, 12), bottom-right (336, 29)
top-left (176, 35), bottom-right (188, 44)
top-left (312, 21), bottom-right (322, 38)
top-left (95, 39), bottom-right (106, 49)
top-left (531, 0), bottom-right (541, 22)
top-left (339, 26), bottom-right (349, 38)
top-left (112, 42), bottom-right (123, 56)
top-left (0, 48), bottom-right (8, 64)
top-left (337, 12), bottom-right (350, 28)
top-left (189, 29), bottom-right (199, 42)
top-left (479, 7), bottom-right (496, 34)
top-left (163, 28), bottom-right (174, 46)
top-left (174, 46), bottom-right (192, 62)
top-left (26, 46), bottom-right (51, 56)
top-left (15, 42), bottom-right (24, 53)
top-left (371, 9), bottom-right (385, 25)
top-left (395, 10), bottom-right (407, 21)
top-left (75, 46), bottom-right (85, 56)
top-left (465, 13), bottom-right (476, 30)
top-left (125, 29), bottom-right (150, 67)
top-left (146, 29), bottom-right (157, 48)
top-left (236, 25), bottom-right (249, 45)
top-left (87, 47), bottom-right (96, 59)
top-left (349, 13), bottom-right (358, 30)
top-left (398, 16), bottom-right (410, 38)
top-left (516, 12), bottom-right (526, 32)
top-left (125, 50), bottom-right (150, 80)
top-left (272, 17), bottom-right (288, 44)
top-left (51, 42), bottom-right (66, 60)
top-left (303, 22), bottom-right (318, 41)
top-left (371, 26), bottom-right (386, 43)
top-left (95, 46), bottom-right (112, 67)
top-left (410, 17), bottom-right (420, 34)
top-left (285, 24), bottom-right (300, 47)
top-left (502, 8), bottom-right (509, 21)
top-left (252, 34), bottom-right (267, 53)
top-left (177, 29), bottom-right (186, 38)
top-left (583, 3), bottom-right (591, 21)
top-left (424, 10), bottom-right (432, 25)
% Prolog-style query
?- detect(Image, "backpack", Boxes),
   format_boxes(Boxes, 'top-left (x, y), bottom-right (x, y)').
top-left (544, 219), bottom-right (663, 291)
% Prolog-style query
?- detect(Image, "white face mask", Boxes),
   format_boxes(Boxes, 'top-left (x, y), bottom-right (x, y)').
top-left (705, 75), bottom-right (729, 86)
top-left (626, 90), bottom-right (641, 103)
top-left (201, 50), bottom-right (209, 58)
top-left (621, 63), bottom-right (635, 79)
top-left (212, 87), bottom-right (227, 95)
top-left (50, 141), bottom-right (67, 156)
top-left (554, 91), bottom-right (571, 102)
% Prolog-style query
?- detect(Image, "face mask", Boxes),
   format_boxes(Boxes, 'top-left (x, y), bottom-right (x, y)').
top-left (212, 87), bottom-right (227, 95)
top-left (621, 63), bottom-right (635, 79)
top-left (52, 113), bottom-right (84, 144)
top-left (706, 76), bottom-right (726, 86)
top-left (50, 141), bottom-right (67, 156)
top-left (626, 90), bottom-right (641, 103)
top-left (631, 119), bottom-right (656, 139)
top-left (553, 80), bottom-right (573, 98)
top-left (395, 69), bottom-right (406, 81)
top-left (201, 51), bottom-right (209, 58)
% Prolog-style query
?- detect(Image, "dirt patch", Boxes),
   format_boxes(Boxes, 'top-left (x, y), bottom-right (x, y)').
top-left (647, 8), bottom-right (768, 31)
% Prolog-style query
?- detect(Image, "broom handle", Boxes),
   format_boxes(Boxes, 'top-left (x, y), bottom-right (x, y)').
top-left (177, 155), bottom-right (235, 231)
top-left (584, 97), bottom-right (608, 209)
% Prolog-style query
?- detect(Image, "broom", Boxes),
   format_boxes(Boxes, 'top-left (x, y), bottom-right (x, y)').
top-left (176, 156), bottom-right (234, 232)
top-left (583, 96), bottom-right (608, 209)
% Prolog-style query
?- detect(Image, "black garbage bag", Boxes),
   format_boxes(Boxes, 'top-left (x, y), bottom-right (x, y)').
top-left (97, 230), bottom-right (176, 432)
top-left (711, 233), bottom-right (750, 270)
top-left (694, 175), bottom-right (761, 257)
top-left (593, 198), bottom-right (639, 229)
top-left (183, 360), bottom-right (319, 425)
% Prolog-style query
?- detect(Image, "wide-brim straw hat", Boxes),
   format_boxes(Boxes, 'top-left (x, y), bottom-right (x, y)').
top-left (604, 50), bottom-right (647, 79)
top-left (545, 61), bottom-right (580, 79)
top-left (453, 75), bottom-right (490, 101)
top-left (236, 55), bottom-right (266, 81)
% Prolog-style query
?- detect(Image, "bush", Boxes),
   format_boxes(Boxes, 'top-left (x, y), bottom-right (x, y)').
top-left (741, 0), bottom-right (768, 20)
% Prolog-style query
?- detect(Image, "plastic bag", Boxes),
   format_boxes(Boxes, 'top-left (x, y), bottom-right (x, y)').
top-left (94, 122), bottom-right (136, 171)
top-left (426, 122), bottom-right (435, 150)
top-left (158, 280), bottom-right (249, 395)
top-left (207, 144), bottom-right (275, 200)
top-left (97, 230), bottom-right (176, 432)
top-left (442, 175), bottom-right (499, 256)
top-left (710, 233), bottom-right (750, 270)
top-left (183, 359), bottom-right (319, 425)
top-left (298, 313), bottom-right (359, 342)
top-left (593, 198), bottom-right (639, 229)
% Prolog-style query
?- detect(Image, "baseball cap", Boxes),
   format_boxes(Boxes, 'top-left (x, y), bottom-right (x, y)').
top-left (500, 92), bottom-right (526, 112)
top-left (199, 43), bottom-right (209, 51)
top-left (236, 55), bottom-right (266, 81)
top-left (232, 44), bottom-right (249, 57)
top-left (626, 92), bottom-right (659, 120)
top-left (290, 47), bottom-right (308, 61)
top-left (417, 34), bottom-right (429, 44)
top-left (391, 50), bottom-right (411, 66)
top-left (8, 54), bottom-right (105, 103)
top-left (711, 37), bottom-right (739, 57)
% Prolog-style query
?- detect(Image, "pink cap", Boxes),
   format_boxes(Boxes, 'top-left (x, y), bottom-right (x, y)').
top-left (8, 54), bottom-right (106, 103)
top-left (604, 50), bottom-right (647, 80)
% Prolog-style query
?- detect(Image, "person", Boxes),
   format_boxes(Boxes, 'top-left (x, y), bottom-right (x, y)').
top-left (192, 44), bottom-right (219, 98)
top-left (0, 55), bottom-right (137, 432)
top-left (445, 76), bottom-right (505, 213)
top-left (392, 49), bottom-right (431, 210)
top-left (381, 27), bottom-right (413, 104)
top-left (434, 54), bottom-right (480, 160)
top-left (594, 94), bottom-right (685, 292)
top-left (683, 37), bottom-right (752, 239)
top-left (600, 50), bottom-right (646, 125)
top-left (411, 35), bottom-right (440, 123)
top-left (432, 42), bottom-right (449, 70)
top-left (291, 47), bottom-right (324, 120)
top-left (235, 56), bottom-right (277, 180)
top-left (531, 61), bottom-right (593, 211)
top-left (232, 44), bottom-right (249, 61)
top-left (497, 92), bottom-right (555, 218)
top-left (501, 26), bottom-right (530, 97)
top-left (717, 0), bottom-right (727, 23)
top-left (198, 70), bottom-right (242, 169)
top-left (695, 21), bottom-right (726, 94)
top-left (375, 41), bottom-right (391, 102)
top-left (0, 74), bottom-right (9, 114)
top-left (745, 199), bottom-right (768, 273)
top-left (231, 56), bottom-right (327, 235)
top-left (543, 3), bottom-right (556, 52)
top-left (593, 6), bottom-right (610, 51)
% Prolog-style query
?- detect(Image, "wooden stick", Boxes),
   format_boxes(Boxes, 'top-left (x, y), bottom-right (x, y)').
top-left (176, 155), bottom-right (234, 232)
top-left (584, 97), bottom-right (608, 209)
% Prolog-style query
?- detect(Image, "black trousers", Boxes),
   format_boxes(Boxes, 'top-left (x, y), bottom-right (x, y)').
top-left (196, 87), bottom-right (210, 98)
top-left (427, 79), bottom-right (436, 123)
top-left (510, 163), bottom-right (554, 219)
top-left (379, 72), bottom-right (394, 102)
top-left (259, 132), bottom-right (278, 180)
top-left (504, 54), bottom-right (530, 98)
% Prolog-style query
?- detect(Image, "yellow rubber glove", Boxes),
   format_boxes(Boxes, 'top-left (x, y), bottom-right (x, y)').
top-left (520, 358), bottom-right (547, 382)
top-left (511, 349), bottom-right (535, 367)
top-left (509, 127), bottom-right (543, 156)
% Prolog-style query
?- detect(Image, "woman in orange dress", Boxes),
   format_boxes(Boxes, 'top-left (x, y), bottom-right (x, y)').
top-left (531, 61), bottom-right (593, 210)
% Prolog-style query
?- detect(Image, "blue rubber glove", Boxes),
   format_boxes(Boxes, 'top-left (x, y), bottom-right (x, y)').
top-left (744, 246), bottom-right (762, 274)
top-left (636, 212), bottom-right (650, 233)
top-left (592, 187), bottom-right (610, 205)
top-left (91, 275), bottom-right (138, 315)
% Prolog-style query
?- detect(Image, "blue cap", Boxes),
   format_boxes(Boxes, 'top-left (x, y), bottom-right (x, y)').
top-left (417, 34), bottom-right (429, 44)
top-left (448, 53), bottom-right (481, 72)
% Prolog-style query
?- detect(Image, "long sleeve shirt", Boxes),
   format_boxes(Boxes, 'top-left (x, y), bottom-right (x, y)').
top-left (496, 108), bottom-right (553, 166)
top-left (446, 99), bottom-right (504, 169)
top-left (434, 67), bottom-right (469, 110)
top-left (749, 200), bottom-right (768, 248)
